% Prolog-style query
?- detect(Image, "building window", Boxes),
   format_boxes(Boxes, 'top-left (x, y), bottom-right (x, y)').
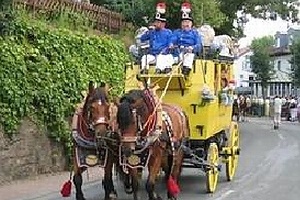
top-left (276, 38), bottom-right (280, 47)
top-left (240, 74), bottom-right (244, 79)
top-left (242, 61), bottom-right (246, 70)
top-left (270, 83), bottom-right (274, 96)
top-left (245, 55), bottom-right (251, 69)
top-left (277, 60), bottom-right (281, 70)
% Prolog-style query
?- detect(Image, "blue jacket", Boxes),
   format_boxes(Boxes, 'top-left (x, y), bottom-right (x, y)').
top-left (140, 28), bottom-right (172, 56)
top-left (171, 28), bottom-right (202, 56)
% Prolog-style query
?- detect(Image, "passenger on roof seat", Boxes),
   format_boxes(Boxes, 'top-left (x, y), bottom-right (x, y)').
top-left (170, 9), bottom-right (202, 76)
top-left (140, 9), bottom-right (174, 74)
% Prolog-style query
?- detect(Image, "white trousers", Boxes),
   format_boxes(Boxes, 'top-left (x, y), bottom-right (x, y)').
top-left (274, 112), bottom-right (281, 125)
top-left (141, 54), bottom-right (174, 70)
top-left (176, 52), bottom-right (195, 68)
top-left (290, 108), bottom-right (298, 121)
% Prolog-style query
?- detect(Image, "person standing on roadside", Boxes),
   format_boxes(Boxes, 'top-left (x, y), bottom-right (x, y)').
top-left (273, 95), bottom-right (282, 129)
top-left (289, 97), bottom-right (297, 122)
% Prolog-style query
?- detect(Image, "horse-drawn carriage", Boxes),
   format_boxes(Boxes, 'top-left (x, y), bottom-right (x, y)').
top-left (123, 52), bottom-right (240, 194)
top-left (62, 2), bottom-right (240, 199)
top-left (64, 49), bottom-right (241, 200)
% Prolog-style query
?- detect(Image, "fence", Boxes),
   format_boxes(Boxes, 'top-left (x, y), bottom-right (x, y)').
top-left (12, 0), bottom-right (128, 33)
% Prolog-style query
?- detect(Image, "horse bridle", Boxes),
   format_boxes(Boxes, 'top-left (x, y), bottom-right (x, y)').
top-left (132, 108), bottom-right (144, 136)
top-left (86, 99), bottom-right (111, 131)
top-left (128, 89), bottom-right (157, 137)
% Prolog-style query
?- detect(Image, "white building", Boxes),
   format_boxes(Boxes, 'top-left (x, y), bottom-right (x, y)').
top-left (252, 46), bottom-right (293, 97)
top-left (233, 47), bottom-right (255, 94)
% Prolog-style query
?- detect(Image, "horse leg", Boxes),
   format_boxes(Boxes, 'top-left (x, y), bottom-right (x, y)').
top-left (103, 156), bottom-right (117, 200)
top-left (73, 166), bottom-right (86, 200)
top-left (167, 150), bottom-right (184, 200)
top-left (131, 168), bottom-right (140, 200)
top-left (146, 150), bottom-right (163, 200)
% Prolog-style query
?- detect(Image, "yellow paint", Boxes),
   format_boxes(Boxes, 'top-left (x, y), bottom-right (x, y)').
top-left (124, 58), bottom-right (234, 141)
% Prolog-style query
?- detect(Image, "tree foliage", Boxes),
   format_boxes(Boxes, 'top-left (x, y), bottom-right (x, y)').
top-left (91, 0), bottom-right (299, 36)
top-left (0, 9), bottom-right (128, 154)
top-left (250, 36), bottom-right (275, 97)
top-left (290, 38), bottom-right (300, 87)
top-left (91, 0), bottom-right (227, 29)
top-left (218, 0), bottom-right (299, 36)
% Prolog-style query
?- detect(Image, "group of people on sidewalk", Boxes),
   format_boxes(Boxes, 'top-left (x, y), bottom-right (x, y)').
top-left (138, 2), bottom-right (202, 76)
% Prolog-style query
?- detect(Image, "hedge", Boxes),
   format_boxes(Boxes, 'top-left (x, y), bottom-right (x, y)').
top-left (0, 10), bottom-right (129, 153)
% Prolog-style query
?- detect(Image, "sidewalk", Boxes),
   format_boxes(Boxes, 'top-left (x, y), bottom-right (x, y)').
top-left (0, 167), bottom-right (104, 200)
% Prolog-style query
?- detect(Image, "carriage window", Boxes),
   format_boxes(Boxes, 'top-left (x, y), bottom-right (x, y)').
top-left (221, 64), bottom-right (229, 89)
top-left (214, 63), bottom-right (219, 94)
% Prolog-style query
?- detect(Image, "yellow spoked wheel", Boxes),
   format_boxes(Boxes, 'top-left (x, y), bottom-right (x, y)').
top-left (226, 121), bottom-right (240, 181)
top-left (206, 142), bottom-right (219, 193)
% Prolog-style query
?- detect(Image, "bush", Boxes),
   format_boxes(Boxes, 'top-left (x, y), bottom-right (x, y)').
top-left (0, 9), bottom-right (129, 154)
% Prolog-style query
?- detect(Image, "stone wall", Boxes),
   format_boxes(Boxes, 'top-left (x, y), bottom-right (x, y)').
top-left (0, 118), bottom-right (66, 185)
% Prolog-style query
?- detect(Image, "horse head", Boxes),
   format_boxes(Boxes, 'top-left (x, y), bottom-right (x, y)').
top-left (117, 89), bottom-right (157, 153)
top-left (117, 89), bottom-right (156, 138)
top-left (83, 81), bottom-right (115, 138)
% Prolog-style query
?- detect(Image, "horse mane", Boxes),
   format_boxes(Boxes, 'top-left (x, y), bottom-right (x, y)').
top-left (117, 89), bottom-right (146, 130)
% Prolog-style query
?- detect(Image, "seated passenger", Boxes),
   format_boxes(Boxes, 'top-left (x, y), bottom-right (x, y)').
top-left (171, 11), bottom-right (202, 76)
top-left (140, 12), bottom-right (174, 74)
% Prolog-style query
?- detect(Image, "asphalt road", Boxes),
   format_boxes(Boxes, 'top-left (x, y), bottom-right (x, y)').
top-left (3, 117), bottom-right (300, 200)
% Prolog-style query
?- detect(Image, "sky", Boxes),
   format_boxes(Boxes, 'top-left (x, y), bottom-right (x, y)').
top-left (238, 15), bottom-right (290, 48)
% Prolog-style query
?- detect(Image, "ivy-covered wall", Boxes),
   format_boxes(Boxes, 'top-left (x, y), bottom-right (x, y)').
top-left (0, 8), bottom-right (129, 180)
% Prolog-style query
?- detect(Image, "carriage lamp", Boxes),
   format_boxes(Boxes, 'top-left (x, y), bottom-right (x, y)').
top-left (220, 92), bottom-right (230, 105)
top-left (201, 84), bottom-right (215, 101)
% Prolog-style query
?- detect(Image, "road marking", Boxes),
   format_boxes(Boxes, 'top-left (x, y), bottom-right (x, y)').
top-left (214, 190), bottom-right (235, 200)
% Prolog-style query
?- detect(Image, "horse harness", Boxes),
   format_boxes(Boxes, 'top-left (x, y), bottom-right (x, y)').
top-left (119, 89), bottom-right (181, 172)
top-left (72, 100), bottom-right (120, 168)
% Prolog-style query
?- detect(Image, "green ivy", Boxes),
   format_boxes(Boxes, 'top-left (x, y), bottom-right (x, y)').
top-left (0, 9), bottom-right (129, 156)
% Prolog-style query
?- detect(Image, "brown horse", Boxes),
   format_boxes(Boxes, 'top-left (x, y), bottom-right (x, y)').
top-left (70, 81), bottom-right (120, 200)
top-left (116, 88), bottom-right (189, 200)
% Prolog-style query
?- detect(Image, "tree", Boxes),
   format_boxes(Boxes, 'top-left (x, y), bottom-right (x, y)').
top-left (91, 0), bottom-right (299, 36)
top-left (91, 0), bottom-right (226, 29)
top-left (218, 0), bottom-right (299, 37)
top-left (290, 38), bottom-right (300, 87)
top-left (250, 36), bottom-right (275, 98)
top-left (0, 0), bottom-right (12, 10)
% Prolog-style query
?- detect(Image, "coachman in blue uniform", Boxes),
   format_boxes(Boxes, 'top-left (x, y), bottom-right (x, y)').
top-left (140, 3), bottom-right (174, 74)
top-left (170, 3), bottom-right (202, 76)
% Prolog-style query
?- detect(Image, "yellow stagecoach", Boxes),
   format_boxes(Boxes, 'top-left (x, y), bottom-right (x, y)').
top-left (123, 51), bottom-right (240, 193)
